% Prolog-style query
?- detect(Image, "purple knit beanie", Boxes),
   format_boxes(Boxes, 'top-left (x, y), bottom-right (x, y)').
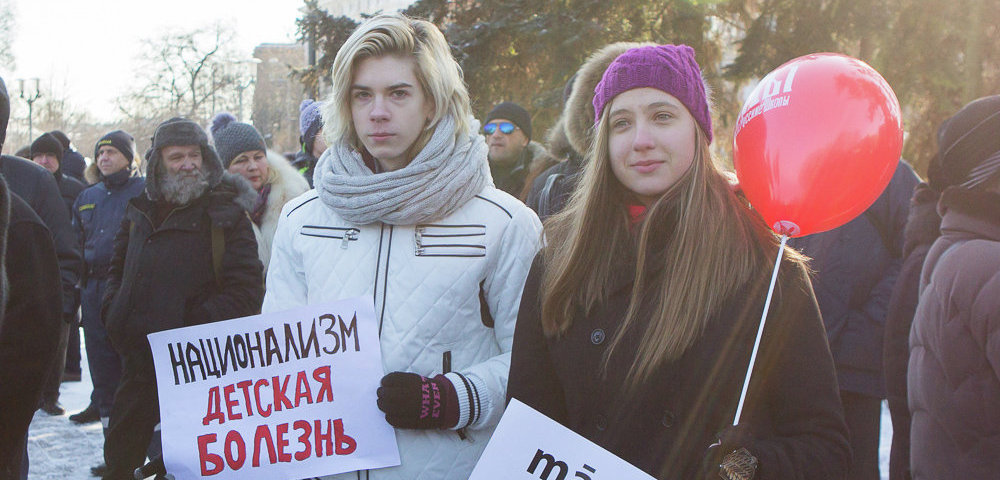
top-left (592, 44), bottom-right (712, 143)
top-left (299, 100), bottom-right (324, 138)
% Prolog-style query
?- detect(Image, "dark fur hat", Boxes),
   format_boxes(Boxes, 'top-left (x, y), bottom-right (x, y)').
top-left (144, 117), bottom-right (223, 201)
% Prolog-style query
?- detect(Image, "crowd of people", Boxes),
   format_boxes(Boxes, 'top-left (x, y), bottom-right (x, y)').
top-left (0, 11), bottom-right (997, 480)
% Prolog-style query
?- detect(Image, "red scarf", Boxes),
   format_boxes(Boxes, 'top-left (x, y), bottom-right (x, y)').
top-left (628, 204), bottom-right (648, 226)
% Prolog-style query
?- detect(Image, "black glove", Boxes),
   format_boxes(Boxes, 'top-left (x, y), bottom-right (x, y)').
top-left (376, 372), bottom-right (459, 429)
top-left (703, 424), bottom-right (759, 480)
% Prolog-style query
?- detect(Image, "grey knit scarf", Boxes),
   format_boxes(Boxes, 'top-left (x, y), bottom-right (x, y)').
top-left (314, 115), bottom-right (493, 225)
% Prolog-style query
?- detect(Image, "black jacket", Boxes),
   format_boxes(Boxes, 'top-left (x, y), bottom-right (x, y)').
top-left (291, 150), bottom-right (317, 188)
top-left (103, 179), bottom-right (264, 368)
top-left (883, 183), bottom-right (940, 480)
top-left (509, 243), bottom-right (850, 479)
top-left (55, 171), bottom-right (85, 216)
top-left (525, 152), bottom-right (582, 221)
top-left (0, 154), bottom-right (81, 316)
top-left (787, 160), bottom-right (918, 397)
top-left (60, 150), bottom-right (87, 184)
top-left (0, 193), bottom-right (62, 479)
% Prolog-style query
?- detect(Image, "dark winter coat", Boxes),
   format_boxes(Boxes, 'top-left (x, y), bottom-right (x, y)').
top-left (73, 171), bottom-right (145, 283)
top-left (0, 154), bottom-right (82, 317)
top-left (0, 177), bottom-right (6, 332)
top-left (55, 171), bottom-right (85, 215)
top-left (908, 187), bottom-right (1000, 480)
top-left (102, 176), bottom-right (264, 370)
top-left (526, 150), bottom-right (582, 221)
top-left (53, 172), bottom-right (85, 316)
top-left (60, 149), bottom-right (87, 184)
top-left (509, 240), bottom-right (850, 479)
top-left (526, 113), bottom-right (583, 220)
top-left (787, 160), bottom-right (919, 398)
top-left (291, 150), bottom-right (317, 188)
top-left (0, 193), bottom-right (62, 480)
top-left (883, 182), bottom-right (940, 480)
top-left (490, 141), bottom-right (555, 201)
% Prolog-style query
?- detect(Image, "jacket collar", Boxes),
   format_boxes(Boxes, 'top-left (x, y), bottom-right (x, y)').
top-left (102, 168), bottom-right (133, 189)
top-left (938, 186), bottom-right (1000, 242)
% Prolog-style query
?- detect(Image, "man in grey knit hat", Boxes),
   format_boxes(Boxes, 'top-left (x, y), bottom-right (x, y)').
top-left (101, 117), bottom-right (263, 480)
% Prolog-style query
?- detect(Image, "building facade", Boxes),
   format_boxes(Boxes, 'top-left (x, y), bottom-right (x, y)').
top-left (252, 43), bottom-right (308, 155)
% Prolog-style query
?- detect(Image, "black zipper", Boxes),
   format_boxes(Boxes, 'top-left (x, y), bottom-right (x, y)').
top-left (415, 224), bottom-right (486, 238)
top-left (300, 226), bottom-right (361, 249)
top-left (442, 351), bottom-right (469, 441)
top-left (374, 223), bottom-right (385, 336)
top-left (375, 224), bottom-right (393, 337)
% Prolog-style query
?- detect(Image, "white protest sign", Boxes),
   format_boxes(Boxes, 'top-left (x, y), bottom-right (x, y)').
top-left (470, 399), bottom-right (655, 480)
top-left (147, 298), bottom-right (399, 480)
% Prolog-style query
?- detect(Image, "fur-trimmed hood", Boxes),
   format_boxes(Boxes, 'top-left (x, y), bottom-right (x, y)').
top-left (524, 141), bottom-right (554, 173)
top-left (555, 42), bottom-right (655, 159)
top-left (144, 117), bottom-right (224, 201)
top-left (85, 162), bottom-right (141, 186)
top-left (544, 116), bottom-right (576, 161)
top-left (221, 172), bottom-right (259, 213)
top-left (255, 150), bottom-right (310, 272)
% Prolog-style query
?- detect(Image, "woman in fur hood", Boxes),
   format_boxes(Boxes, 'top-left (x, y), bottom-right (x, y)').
top-left (528, 42), bottom-right (653, 219)
top-left (210, 112), bottom-right (310, 272)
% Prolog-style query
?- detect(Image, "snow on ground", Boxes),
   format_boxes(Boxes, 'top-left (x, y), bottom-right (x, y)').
top-left (26, 331), bottom-right (104, 480)
top-left (27, 327), bottom-right (896, 479)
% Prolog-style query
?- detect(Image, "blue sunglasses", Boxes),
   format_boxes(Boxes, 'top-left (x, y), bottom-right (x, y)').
top-left (483, 122), bottom-right (518, 135)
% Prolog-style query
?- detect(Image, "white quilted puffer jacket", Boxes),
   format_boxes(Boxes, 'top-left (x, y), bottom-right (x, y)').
top-left (263, 186), bottom-right (542, 480)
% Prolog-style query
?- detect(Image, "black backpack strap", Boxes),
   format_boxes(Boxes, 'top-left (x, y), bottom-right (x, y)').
top-left (537, 173), bottom-right (563, 219)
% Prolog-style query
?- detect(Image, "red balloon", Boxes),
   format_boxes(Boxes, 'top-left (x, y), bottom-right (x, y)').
top-left (733, 53), bottom-right (902, 237)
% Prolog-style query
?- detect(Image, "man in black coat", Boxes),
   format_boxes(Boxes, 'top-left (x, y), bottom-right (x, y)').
top-left (49, 130), bottom-right (87, 184)
top-left (0, 76), bottom-right (64, 480)
top-left (101, 117), bottom-right (263, 480)
top-left (29, 132), bottom-right (87, 414)
top-left (0, 156), bottom-right (81, 334)
top-left (0, 129), bottom-right (83, 418)
top-left (39, 130), bottom-right (89, 383)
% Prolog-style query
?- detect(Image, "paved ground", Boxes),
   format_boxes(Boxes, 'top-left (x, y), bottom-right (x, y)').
top-left (26, 327), bottom-right (896, 479)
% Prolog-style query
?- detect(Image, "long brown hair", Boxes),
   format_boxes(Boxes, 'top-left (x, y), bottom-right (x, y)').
top-left (540, 107), bottom-right (782, 390)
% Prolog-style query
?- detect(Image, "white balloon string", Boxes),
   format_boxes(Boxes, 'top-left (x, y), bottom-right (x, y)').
top-left (733, 234), bottom-right (788, 426)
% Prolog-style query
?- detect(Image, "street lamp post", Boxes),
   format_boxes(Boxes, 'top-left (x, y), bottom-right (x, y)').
top-left (230, 58), bottom-right (260, 122)
top-left (235, 75), bottom-right (255, 122)
top-left (18, 78), bottom-right (42, 140)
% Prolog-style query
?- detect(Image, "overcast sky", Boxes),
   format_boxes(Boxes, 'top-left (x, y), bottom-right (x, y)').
top-left (5, 0), bottom-right (304, 122)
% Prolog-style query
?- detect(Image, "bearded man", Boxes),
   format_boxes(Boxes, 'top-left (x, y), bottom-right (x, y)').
top-left (100, 117), bottom-right (263, 480)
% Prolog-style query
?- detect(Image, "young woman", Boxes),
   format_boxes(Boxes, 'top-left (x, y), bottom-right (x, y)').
top-left (262, 13), bottom-right (542, 480)
top-left (508, 45), bottom-right (850, 480)
top-left (210, 112), bottom-right (309, 272)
